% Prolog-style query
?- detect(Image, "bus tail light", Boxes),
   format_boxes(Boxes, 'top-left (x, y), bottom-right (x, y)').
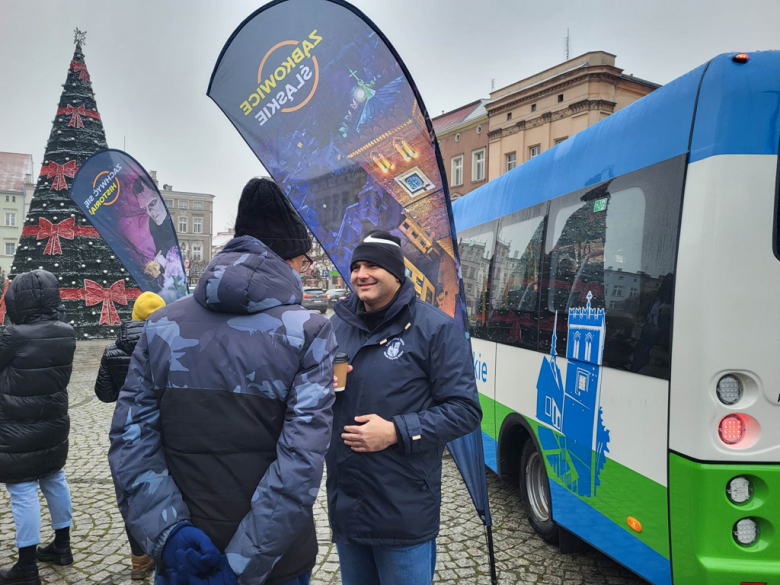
top-left (733, 518), bottom-right (760, 546)
top-left (716, 374), bottom-right (743, 405)
top-left (733, 53), bottom-right (750, 63)
top-left (719, 414), bottom-right (745, 445)
top-left (727, 476), bottom-right (753, 505)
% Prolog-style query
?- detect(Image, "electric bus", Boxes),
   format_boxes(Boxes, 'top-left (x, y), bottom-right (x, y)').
top-left (452, 52), bottom-right (780, 584)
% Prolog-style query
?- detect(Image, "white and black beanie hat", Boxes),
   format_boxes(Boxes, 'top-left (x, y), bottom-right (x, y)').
top-left (350, 230), bottom-right (406, 282)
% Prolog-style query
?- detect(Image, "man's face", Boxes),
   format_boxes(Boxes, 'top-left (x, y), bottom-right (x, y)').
top-left (138, 187), bottom-right (166, 226)
top-left (351, 261), bottom-right (400, 310)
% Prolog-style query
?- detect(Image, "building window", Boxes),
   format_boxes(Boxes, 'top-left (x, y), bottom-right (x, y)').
top-left (178, 200), bottom-right (189, 210)
top-left (507, 112), bottom-right (512, 121)
top-left (555, 137), bottom-right (568, 144)
top-left (5, 212), bottom-right (16, 227)
top-left (506, 152), bottom-right (517, 172)
top-left (531, 103), bottom-right (537, 113)
top-left (193, 201), bottom-right (203, 210)
top-left (192, 242), bottom-right (203, 261)
top-left (472, 148), bottom-right (485, 182)
top-left (164, 199), bottom-right (174, 207)
top-left (455, 133), bottom-right (461, 143)
top-left (451, 155), bottom-right (463, 187)
top-left (476, 125), bottom-right (482, 134)
top-left (4, 196), bottom-right (7, 202)
top-left (5, 242), bottom-right (15, 256)
top-left (193, 217), bottom-right (202, 234)
top-left (529, 145), bottom-right (540, 159)
top-left (179, 217), bottom-right (187, 233)
top-left (558, 94), bottom-right (564, 103)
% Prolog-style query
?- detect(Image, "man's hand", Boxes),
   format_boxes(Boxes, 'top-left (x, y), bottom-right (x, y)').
top-left (342, 414), bottom-right (398, 452)
top-left (333, 365), bottom-right (353, 388)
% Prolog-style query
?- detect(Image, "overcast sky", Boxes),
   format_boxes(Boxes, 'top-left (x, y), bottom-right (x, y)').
top-left (1, 0), bottom-right (778, 233)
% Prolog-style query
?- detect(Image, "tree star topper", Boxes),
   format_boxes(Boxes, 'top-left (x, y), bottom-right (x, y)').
top-left (74, 28), bottom-right (87, 46)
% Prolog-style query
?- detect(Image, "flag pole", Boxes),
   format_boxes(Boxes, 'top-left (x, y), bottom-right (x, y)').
top-left (486, 525), bottom-right (498, 584)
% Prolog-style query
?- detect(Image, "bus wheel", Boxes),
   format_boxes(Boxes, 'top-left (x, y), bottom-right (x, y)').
top-left (519, 440), bottom-right (558, 544)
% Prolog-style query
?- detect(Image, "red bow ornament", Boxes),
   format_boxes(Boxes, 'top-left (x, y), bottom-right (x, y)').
top-left (40, 160), bottom-right (78, 191)
top-left (65, 105), bottom-right (86, 128)
top-left (70, 60), bottom-right (90, 81)
top-left (84, 279), bottom-right (128, 326)
top-left (0, 279), bottom-right (9, 326)
top-left (37, 217), bottom-right (75, 255)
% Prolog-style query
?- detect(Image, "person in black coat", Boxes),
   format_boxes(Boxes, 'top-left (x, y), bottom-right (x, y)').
top-left (0, 270), bottom-right (76, 585)
top-left (94, 290), bottom-right (165, 580)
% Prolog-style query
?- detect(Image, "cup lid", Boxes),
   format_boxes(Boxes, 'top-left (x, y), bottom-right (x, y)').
top-left (335, 352), bottom-right (349, 362)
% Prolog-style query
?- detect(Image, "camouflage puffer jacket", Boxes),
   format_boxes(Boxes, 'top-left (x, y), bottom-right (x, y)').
top-left (108, 236), bottom-right (337, 585)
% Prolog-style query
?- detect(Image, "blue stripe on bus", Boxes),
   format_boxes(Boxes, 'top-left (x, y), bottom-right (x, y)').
top-left (690, 51), bottom-right (780, 163)
top-left (453, 51), bottom-right (780, 233)
top-left (482, 431), bottom-right (498, 473)
top-left (549, 481), bottom-right (672, 585)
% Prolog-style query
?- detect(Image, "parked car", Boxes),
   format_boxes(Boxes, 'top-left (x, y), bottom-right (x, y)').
top-left (326, 288), bottom-right (348, 307)
top-left (302, 287), bottom-right (329, 313)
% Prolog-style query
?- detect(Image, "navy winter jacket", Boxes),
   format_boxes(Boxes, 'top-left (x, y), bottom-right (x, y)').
top-left (327, 278), bottom-right (481, 546)
top-left (94, 319), bottom-right (144, 403)
top-left (108, 237), bottom-right (337, 585)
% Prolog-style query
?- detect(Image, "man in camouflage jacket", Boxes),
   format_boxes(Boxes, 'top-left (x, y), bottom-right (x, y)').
top-left (109, 178), bottom-right (337, 585)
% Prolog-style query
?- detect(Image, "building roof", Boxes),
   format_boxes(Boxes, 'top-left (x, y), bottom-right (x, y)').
top-left (160, 188), bottom-right (215, 200)
top-left (212, 231), bottom-right (234, 248)
top-left (620, 73), bottom-right (661, 90)
top-left (486, 51), bottom-right (658, 111)
top-left (0, 152), bottom-right (33, 193)
top-left (432, 99), bottom-right (488, 134)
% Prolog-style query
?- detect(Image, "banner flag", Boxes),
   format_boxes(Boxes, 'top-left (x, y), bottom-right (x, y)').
top-left (70, 149), bottom-right (189, 304)
top-left (208, 3), bottom-right (495, 577)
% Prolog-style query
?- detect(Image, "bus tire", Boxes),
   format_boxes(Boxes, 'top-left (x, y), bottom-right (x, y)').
top-left (519, 440), bottom-right (558, 544)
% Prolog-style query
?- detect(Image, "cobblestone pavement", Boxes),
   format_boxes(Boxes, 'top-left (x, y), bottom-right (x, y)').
top-left (0, 340), bottom-right (646, 584)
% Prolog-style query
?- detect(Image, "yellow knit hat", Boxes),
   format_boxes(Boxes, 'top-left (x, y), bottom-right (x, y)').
top-left (131, 291), bottom-right (166, 321)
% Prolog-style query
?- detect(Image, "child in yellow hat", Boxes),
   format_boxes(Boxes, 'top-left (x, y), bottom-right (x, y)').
top-left (131, 291), bottom-right (166, 322)
top-left (95, 290), bottom-right (164, 580)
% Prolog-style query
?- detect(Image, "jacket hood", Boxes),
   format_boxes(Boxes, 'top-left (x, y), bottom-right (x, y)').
top-left (5, 270), bottom-right (61, 325)
top-left (116, 319), bottom-right (145, 354)
top-left (194, 236), bottom-right (303, 314)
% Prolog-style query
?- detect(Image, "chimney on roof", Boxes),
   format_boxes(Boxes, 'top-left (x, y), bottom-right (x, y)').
top-left (163, 184), bottom-right (172, 191)
top-left (150, 170), bottom-right (158, 186)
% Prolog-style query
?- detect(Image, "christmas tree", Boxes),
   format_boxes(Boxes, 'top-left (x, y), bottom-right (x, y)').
top-left (1, 30), bottom-right (140, 339)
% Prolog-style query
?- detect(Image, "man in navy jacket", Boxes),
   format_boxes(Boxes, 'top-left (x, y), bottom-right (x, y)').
top-left (327, 230), bottom-right (481, 585)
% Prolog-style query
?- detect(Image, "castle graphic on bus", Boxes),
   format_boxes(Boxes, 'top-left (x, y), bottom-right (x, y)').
top-left (536, 291), bottom-right (610, 498)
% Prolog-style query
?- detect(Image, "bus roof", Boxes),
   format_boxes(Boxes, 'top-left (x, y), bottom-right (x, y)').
top-left (453, 51), bottom-right (780, 232)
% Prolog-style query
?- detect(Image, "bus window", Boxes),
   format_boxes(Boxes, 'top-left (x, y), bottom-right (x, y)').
top-left (457, 220), bottom-right (498, 340)
top-left (545, 184), bottom-right (649, 365)
top-left (489, 210), bottom-right (546, 350)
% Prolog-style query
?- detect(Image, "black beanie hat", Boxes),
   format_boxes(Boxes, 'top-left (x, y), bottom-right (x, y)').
top-left (234, 177), bottom-right (312, 260)
top-left (351, 230), bottom-right (406, 282)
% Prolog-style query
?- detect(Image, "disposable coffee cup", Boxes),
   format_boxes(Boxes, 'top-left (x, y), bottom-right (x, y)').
top-left (334, 353), bottom-right (350, 392)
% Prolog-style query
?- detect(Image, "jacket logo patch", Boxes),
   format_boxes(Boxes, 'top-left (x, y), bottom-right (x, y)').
top-left (384, 338), bottom-right (404, 360)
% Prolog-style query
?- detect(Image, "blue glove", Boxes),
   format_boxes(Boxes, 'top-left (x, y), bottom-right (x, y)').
top-left (187, 556), bottom-right (238, 585)
top-left (162, 523), bottom-right (221, 579)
